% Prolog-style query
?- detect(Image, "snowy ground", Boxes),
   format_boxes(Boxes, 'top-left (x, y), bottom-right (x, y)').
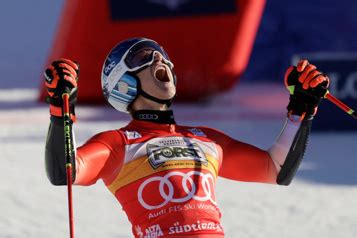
top-left (1, 85), bottom-right (357, 238)
top-left (1, 1), bottom-right (357, 237)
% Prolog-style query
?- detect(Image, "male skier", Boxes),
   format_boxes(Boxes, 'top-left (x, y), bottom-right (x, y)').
top-left (45, 38), bottom-right (329, 237)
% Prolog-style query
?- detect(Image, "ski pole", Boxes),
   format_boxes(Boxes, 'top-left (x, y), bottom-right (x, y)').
top-left (325, 92), bottom-right (357, 119)
top-left (62, 92), bottom-right (75, 238)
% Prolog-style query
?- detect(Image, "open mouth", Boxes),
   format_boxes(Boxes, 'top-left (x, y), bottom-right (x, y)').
top-left (154, 65), bottom-right (170, 82)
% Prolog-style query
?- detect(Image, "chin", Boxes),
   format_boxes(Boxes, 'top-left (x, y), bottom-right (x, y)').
top-left (158, 87), bottom-right (176, 99)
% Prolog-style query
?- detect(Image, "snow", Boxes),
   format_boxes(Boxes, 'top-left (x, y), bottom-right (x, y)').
top-left (1, 1), bottom-right (357, 238)
top-left (1, 86), bottom-right (357, 238)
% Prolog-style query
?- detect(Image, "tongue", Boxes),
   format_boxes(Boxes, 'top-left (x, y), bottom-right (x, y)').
top-left (155, 67), bottom-right (169, 82)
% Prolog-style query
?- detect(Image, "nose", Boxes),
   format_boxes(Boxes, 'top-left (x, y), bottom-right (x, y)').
top-left (153, 51), bottom-right (164, 62)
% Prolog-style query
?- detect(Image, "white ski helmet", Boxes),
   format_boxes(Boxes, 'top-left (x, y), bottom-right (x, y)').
top-left (101, 37), bottom-right (176, 113)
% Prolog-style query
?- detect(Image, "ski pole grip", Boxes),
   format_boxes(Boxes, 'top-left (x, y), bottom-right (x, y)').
top-left (62, 93), bottom-right (70, 116)
top-left (290, 67), bottom-right (356, 120)
top-left (291, 67), bottom-right (328, 98)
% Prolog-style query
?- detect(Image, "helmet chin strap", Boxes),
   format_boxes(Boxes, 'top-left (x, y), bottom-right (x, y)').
top-left (139, 88), bottom-right (174, 108)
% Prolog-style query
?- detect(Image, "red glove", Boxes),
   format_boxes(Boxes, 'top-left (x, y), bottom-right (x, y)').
top-left (44, 58), bottom-right (79, 121)
top-left (284, 59), bottom-right (329, 119)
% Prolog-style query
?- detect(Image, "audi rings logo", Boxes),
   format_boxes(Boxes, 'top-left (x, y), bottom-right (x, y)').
top-left (139, 114), bottom-right (159, 120)
top-left (138, 171), bottom-right (216, 210)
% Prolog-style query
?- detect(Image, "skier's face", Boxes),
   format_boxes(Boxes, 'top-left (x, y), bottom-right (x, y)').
top-left (136, 52), bottom-right (176, 100)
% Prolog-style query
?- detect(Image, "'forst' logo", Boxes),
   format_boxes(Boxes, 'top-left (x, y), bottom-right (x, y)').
top-left (147, 143), bottom-right (208, 169)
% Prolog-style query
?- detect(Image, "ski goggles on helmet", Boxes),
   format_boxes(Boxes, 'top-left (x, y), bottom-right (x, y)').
top-left (123, 40), bottom-right (174, 71)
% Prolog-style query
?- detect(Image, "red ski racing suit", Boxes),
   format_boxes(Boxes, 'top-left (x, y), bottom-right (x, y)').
top-left (46, 110), bottom-right (310, 237)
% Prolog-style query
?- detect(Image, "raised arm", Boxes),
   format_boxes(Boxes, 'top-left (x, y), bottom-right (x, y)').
top-left (44, 58), bottom-right (79, 185)
top-left (44, 59), bottom-right (124, 186)
top-left (210, 59), bottom-right (329, 185)
top-left (271, 59), bottom-right (329, 185)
